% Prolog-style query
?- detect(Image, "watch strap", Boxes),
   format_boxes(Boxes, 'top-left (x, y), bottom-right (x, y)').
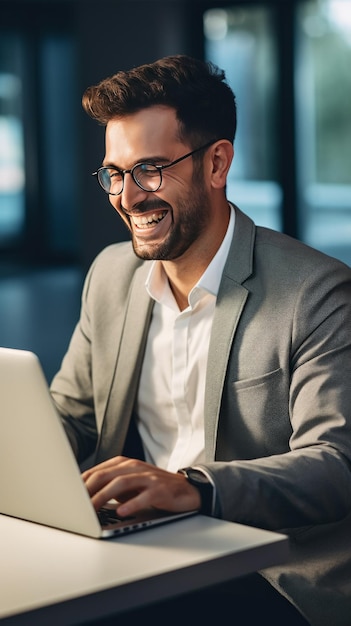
top-left (179, 467), bottom-right (214, 516)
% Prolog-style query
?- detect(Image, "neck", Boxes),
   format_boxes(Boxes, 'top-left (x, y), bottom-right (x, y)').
top-left (164, 259), bottom-right (206, 311)
top-left (161, 204), bottom-right (231, 311)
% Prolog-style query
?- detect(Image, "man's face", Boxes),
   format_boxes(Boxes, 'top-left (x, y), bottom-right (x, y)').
top-left (104, 106), bottom-right (212, 261)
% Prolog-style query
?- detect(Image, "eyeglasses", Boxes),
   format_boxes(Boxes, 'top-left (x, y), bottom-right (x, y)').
top-left (92, 139), bottom-right (217, 195)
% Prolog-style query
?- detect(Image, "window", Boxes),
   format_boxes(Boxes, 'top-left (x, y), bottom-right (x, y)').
top-left (204, 6), bottom-right (282, 231)
top-left (296, 0), bottom-right (351, 266)
top-left (205, 2), bottom-right (351, 267)
top-left (0, 35), bottom-right (25, 247)
top-left (0, 21), bottom-right (79, 262)
top-left (39, 35), bottom-right (79, 258)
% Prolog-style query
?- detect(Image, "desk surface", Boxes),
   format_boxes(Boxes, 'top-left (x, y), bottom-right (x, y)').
top-left (0, 513), bottom-right (288, 625)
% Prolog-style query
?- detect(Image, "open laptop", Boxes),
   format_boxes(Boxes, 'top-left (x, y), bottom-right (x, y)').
top-left (0, 347), bottom-right (197, 539)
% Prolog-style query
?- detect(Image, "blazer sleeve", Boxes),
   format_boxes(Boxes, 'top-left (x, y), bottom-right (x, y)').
top-left (201, 256), bottom-right (351, 532)
top-left (50, 256), bottom-right (99, 462)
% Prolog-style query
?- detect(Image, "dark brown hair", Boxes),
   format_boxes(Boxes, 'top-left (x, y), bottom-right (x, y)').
top-left (82, 54), bottom-right (237, 147)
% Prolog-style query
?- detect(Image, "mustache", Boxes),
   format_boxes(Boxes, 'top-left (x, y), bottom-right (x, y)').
top-left (121, 199), bottom-right (171, 217)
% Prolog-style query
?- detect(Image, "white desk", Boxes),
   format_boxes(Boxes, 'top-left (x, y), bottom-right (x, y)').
top-left (0, 513), bottom-right (289, 625)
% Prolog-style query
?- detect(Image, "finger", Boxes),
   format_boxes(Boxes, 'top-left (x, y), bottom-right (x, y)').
top-left (82, 457), bottom-right (145, 496)
top-left (82, 456), bottom-right (149, 484)
top-left (81, 455), bottom-right (128, 481)
top-left (89, 473), bottom-right (151, 511)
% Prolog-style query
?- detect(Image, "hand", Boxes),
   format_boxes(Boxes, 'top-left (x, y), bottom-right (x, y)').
top-left (82, 456), bottom-right (201, 517)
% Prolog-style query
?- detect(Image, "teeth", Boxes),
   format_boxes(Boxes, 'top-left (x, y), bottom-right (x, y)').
top-left (132, 211), bottom-right (166, 228)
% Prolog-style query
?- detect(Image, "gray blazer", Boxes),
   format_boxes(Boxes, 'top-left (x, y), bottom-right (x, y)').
top-left (51, 207), bottom-right (351, 625)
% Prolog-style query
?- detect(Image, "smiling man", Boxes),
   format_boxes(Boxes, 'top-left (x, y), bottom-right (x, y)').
top-left (50, 55), bottom-right (351, 625)
top-left (98, 103), bottom-right (233, 309)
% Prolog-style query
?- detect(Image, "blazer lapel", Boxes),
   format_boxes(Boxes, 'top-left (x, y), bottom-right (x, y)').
top-left (204, 207), bottom-right (255, 460)
top-left (95, 263), bottom-right (153, 462)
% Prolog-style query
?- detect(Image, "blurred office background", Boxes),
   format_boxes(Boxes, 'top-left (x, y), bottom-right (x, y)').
top-left (0, 0), bottom-right (350, 381)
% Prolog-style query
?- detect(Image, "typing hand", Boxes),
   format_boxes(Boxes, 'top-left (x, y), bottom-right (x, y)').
top-left (82, 456), bottom-right (201, 517)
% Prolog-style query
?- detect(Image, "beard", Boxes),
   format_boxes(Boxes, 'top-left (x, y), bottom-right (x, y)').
top-left (124, 169), bottom-right (212, 261)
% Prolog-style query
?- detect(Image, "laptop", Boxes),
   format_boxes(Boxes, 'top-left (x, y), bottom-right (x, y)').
top-left (0, 347), bottom-right (197, 539)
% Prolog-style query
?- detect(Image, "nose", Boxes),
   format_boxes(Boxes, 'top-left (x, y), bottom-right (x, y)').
top-left (118, 171), bottom-right (148, 212)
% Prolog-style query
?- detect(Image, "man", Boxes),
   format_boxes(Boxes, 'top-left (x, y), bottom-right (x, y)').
top-left (50, 55), bottom-right (351, 625)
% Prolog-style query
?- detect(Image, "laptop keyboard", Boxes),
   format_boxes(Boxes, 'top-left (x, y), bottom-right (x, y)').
top-left (98, 507), bottom-right (135, 527)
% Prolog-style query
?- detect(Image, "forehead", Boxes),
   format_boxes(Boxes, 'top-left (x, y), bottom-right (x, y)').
top-left (105, 106), bottom-right (183, 164)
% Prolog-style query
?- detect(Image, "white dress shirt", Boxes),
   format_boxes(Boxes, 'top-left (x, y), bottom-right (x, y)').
top-left (136, 205), bottom-right (235, 472)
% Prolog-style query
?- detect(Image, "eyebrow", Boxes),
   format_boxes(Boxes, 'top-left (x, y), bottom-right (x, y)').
top-left (101, 155), bottom-right (172, 168)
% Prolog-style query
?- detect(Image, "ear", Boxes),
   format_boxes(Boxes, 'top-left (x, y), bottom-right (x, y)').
top-left (208, 140), bottom-right (234, 189)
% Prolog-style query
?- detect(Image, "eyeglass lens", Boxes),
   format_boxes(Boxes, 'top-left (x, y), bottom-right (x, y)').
top-left (98, 164), bottom-right (161, 195)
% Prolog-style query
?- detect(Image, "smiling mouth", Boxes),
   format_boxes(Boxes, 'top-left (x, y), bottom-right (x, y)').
top-left (131, 211), bottom-right (167, 229)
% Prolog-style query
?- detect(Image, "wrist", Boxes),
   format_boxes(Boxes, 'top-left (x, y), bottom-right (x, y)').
top-left (179, 467), bottom-right (214, 516)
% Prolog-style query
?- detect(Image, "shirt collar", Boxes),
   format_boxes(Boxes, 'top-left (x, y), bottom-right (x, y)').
top-left (145, 204), bottom-right (235, 307)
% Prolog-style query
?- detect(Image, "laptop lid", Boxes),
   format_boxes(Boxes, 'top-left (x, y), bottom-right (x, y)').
top-left (0, 348), bottom-right (196, 538)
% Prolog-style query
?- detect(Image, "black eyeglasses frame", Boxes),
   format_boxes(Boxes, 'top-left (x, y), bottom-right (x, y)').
top-left (92, 139), bottom-right (219, 195)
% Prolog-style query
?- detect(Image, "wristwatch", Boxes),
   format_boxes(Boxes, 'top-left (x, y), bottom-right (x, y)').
top-left (179, 467), bottom-right (214, 516)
